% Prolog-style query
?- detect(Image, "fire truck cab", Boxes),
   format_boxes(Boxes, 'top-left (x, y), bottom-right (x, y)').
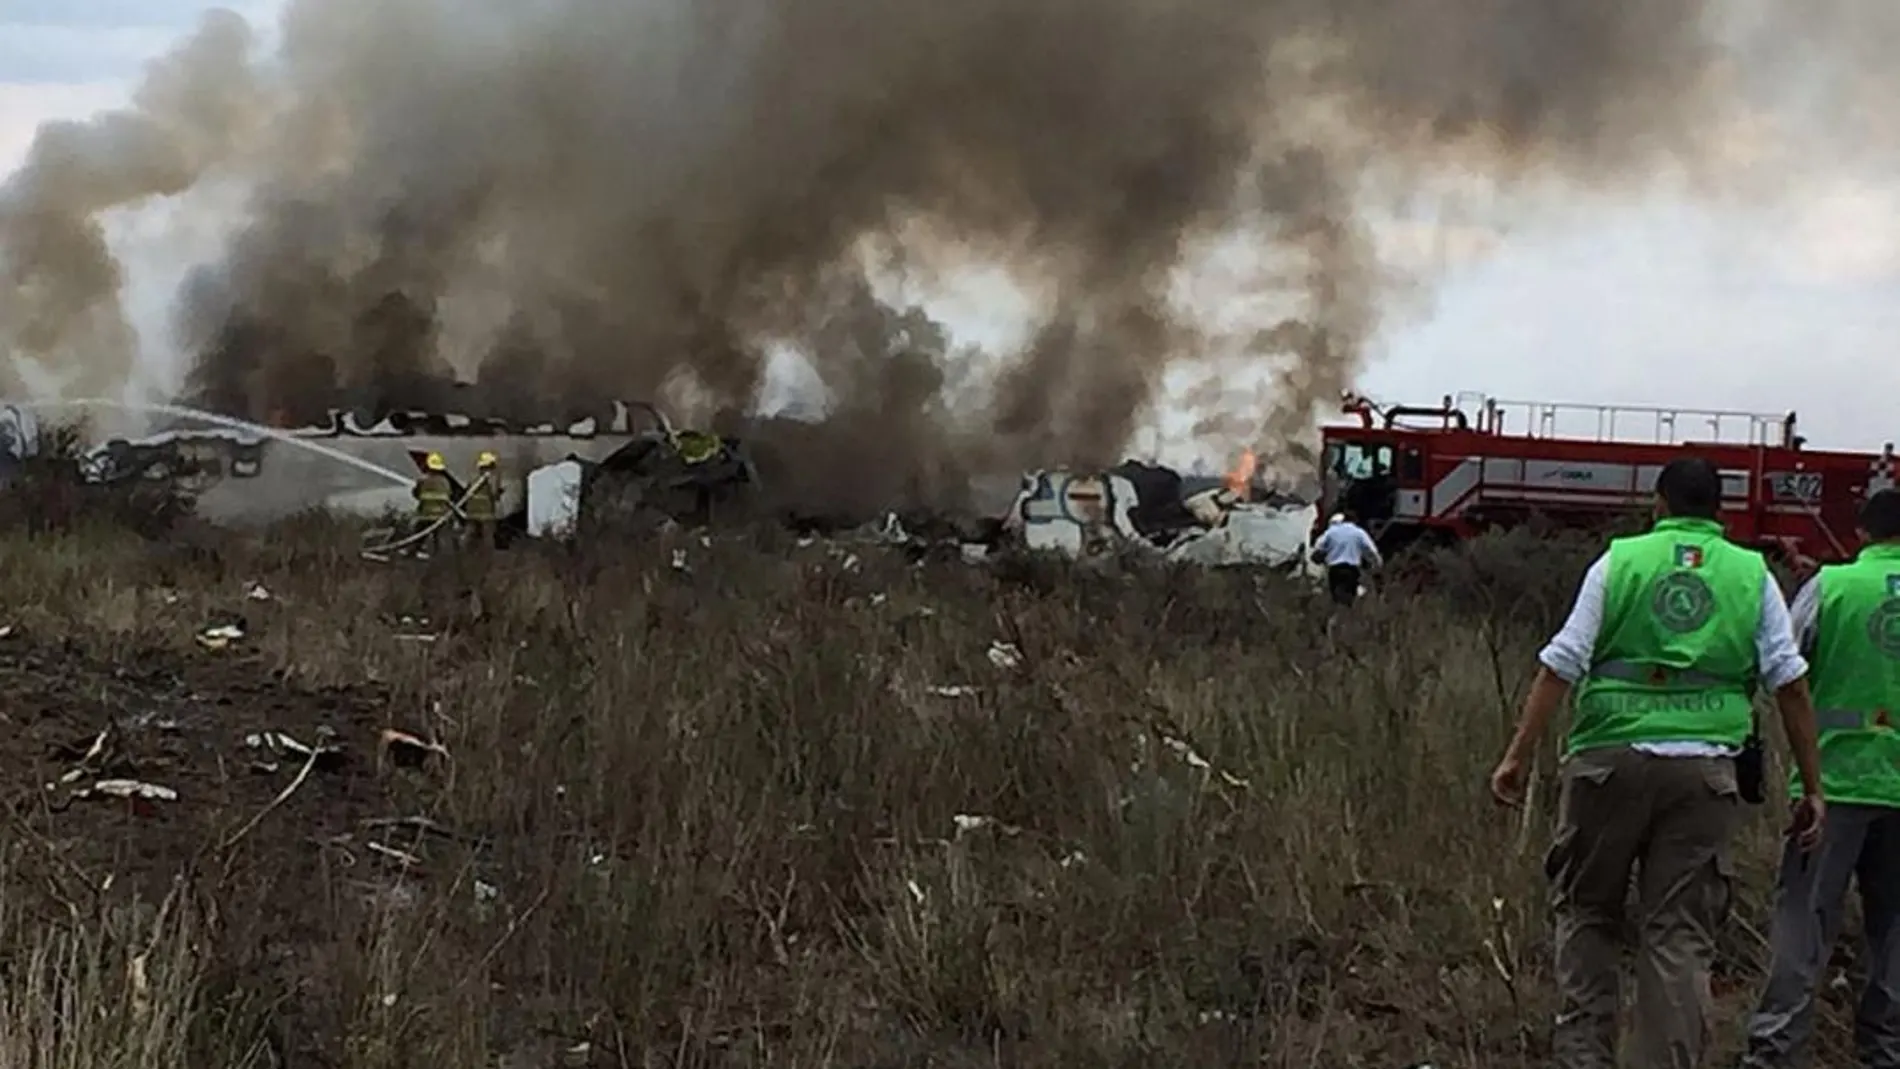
top-left (1320, 391), bottom-right (1897, 565)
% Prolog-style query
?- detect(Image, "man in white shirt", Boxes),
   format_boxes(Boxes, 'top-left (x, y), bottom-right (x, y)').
top-left (1310, 511), bottom-right (1382, 606)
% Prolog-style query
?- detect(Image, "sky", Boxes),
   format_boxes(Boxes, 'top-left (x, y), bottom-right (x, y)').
top-left (3, 1), bottom-right (1898, 459)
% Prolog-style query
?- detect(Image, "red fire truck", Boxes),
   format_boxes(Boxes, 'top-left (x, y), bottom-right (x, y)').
top-left (1320, 391), bottom-right (1897, 564)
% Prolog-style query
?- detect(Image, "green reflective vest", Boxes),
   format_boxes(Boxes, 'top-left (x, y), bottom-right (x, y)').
top-left (415, 472), bottom-right (452, 520)
top-left (464, 472), bottom-right (498, 522)
top-left (1793, 542), bottom-right (1900, 804)
top-left (1567, 516), bottom-right (1765, 756)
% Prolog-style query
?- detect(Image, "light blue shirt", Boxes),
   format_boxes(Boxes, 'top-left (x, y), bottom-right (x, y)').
top-left (1312, 521), bottom-right (1382, 569)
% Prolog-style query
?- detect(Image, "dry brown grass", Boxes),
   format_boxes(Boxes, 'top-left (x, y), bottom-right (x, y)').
top-left (0, 494), bottom-right (1873, 1067)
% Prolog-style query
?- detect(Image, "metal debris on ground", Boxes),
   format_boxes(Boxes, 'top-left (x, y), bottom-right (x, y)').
top-left (391, 614), bottom-right (439, 642)
top-left (365, 841), bottom-right (425, 869)
top-left (197, 621), bottom-right (246, 650)
top-left (245, 582), bottom-right (273, 601)
top-left (987, 641), bottom-right (1023, 671)
top-left (1005, 462), bottom-right (1319, 571)
top-left (1155, 729), bottom-right (1251, 790)
top-left (924, 684), bottom-right (981, 699)
top-left (49, 727), bottom-right (116, 788)
top-left (951, 813), bottom-right (1023, 838)
top-left (79, 779), bottom-right (178, 803)
top-left (244, 728), bottom-right (345, 773)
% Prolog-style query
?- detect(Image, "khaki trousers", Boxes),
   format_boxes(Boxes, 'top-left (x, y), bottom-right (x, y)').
top-left (1546, 745), bottom-right (1741, 1069)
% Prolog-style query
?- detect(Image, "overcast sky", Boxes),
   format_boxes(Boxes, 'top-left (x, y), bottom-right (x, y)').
top-left (3, 1), bottom-right (1897, 456)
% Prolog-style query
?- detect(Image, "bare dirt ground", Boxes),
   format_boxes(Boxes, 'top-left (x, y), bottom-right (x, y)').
top-left (0, 494), bottom-right (1874, 1068)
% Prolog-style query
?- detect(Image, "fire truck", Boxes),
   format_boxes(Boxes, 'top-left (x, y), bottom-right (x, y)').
top-left (1320, 391), bottom-right (1897, 564)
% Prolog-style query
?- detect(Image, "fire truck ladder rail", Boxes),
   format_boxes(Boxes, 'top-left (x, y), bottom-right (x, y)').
top-left (1478, 398), bottom-right (1796, 448)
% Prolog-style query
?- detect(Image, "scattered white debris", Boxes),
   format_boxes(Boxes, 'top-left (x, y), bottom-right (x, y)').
top-left (905, 878), bottom-right (926, 905)
top-left (244, 729), bottom-right (343, 772)
top-left (872, 513), bottom-right (911, 545)
top-left (987, 641), bottom-right (1023, 671)
top-left (81, 780), bottom-right (177, 803)
top-left (366, 841), bottom-right (424, 868)
top-left (473, 880), bottom-right (501, 920)
top-left (840, 553), bottom-right (862, 573)
top-left (0, 624), bottom-right (13, 640)
top-left (245, 582), bottom-right (273, 602)
top-left (952, 813), bottom-right (1023, 838)
top-left (959, 543), bottom-right (990, 564)
top-left (925, 684), bottom-right (981, 699)
top-left (196, 622), bottom-right (246, 650)
top-left (1160, 733), bottom-right (1251, 790)
top-left (670, 549), bottom-right (689, 572)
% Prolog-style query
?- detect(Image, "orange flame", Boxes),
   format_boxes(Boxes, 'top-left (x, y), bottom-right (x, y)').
top-left (1223, 448), bottom-right (1257, 501)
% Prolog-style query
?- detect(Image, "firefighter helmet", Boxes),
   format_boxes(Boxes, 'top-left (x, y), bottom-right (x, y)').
top-left (477, 451), bottom-right (498, 469)
top-left (425, 452), bottom-right (446, 472)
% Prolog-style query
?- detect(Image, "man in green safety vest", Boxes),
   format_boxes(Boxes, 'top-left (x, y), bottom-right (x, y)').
top-left (1741, 488), bottom-right (1900, 1069)
top-left (1488, 456), bottom-right (1826, 1069)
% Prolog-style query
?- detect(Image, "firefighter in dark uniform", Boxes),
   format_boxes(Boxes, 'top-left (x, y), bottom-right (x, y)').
top-left (412, 452), bottom-right (453, 557)
top-left (465, 451), bottom-right (500, 550)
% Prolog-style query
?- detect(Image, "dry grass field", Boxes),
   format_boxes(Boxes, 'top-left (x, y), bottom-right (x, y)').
top-left (0, 468), bottom-right (1871, 1068)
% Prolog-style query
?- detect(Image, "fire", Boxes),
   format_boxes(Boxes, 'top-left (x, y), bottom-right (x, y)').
top-left (1223, 447), bottom-right (1257, 501)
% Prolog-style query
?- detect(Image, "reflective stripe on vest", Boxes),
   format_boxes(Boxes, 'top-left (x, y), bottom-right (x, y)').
top-left (1815, 707), bottom-right (1895, 731)
top-left (1588, 658), bottom-right (1735, 690)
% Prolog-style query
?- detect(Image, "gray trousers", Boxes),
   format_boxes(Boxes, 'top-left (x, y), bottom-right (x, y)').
top-left (1741, 803), bottom-right (1900, 1069)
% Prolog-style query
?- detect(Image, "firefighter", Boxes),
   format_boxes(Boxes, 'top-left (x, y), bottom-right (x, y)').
top-left (412, 452), bottom-right (453, 557)
top-left (1488, 456), bottom-right (1826, 1069)
top-left (1309, 510), bottom-right (1381, 606)
top-left (465, 451), bottom-right (500, 550)
top-left (1741, 488), bottom-right (1900, 1069)
top-left (674, 428), bottom-right (721, 465)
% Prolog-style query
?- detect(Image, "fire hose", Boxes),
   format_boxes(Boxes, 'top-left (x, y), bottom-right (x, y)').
top-left (361, 475), bottom-right (491, 556)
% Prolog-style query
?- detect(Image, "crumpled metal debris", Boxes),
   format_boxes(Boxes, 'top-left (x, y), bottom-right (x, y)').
top-left (244, 727), bottom-right (345, 773)
top-left (1006, 465), bottom-right (1319, 570)
top-left (197, 621), bottom-right (246, 650)
top-left (79, 779), bottom-right (177, 803)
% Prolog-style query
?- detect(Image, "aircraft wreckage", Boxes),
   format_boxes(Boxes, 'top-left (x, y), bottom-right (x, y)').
top-left (0, 399), bottom-right (1319, 571)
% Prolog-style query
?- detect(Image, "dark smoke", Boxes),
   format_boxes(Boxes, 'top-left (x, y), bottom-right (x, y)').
top-left (9, 0), bottom-right (1879, 510)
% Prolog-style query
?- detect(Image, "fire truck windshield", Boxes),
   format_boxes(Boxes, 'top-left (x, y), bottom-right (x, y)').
top-left (1321, 439), bottom-right (1397, 525)
top-left (1325, 441), bottom-right (1392, 480)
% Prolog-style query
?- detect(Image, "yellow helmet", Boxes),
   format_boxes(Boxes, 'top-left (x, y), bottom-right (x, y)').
top-left (424, 452), bottom-right (446, 471)
top-left (477, 451), bottom-right (498, 468)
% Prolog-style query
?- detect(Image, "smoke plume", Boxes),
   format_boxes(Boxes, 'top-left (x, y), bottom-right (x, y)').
top-left (1, 0), bottom-right (1879, 509)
